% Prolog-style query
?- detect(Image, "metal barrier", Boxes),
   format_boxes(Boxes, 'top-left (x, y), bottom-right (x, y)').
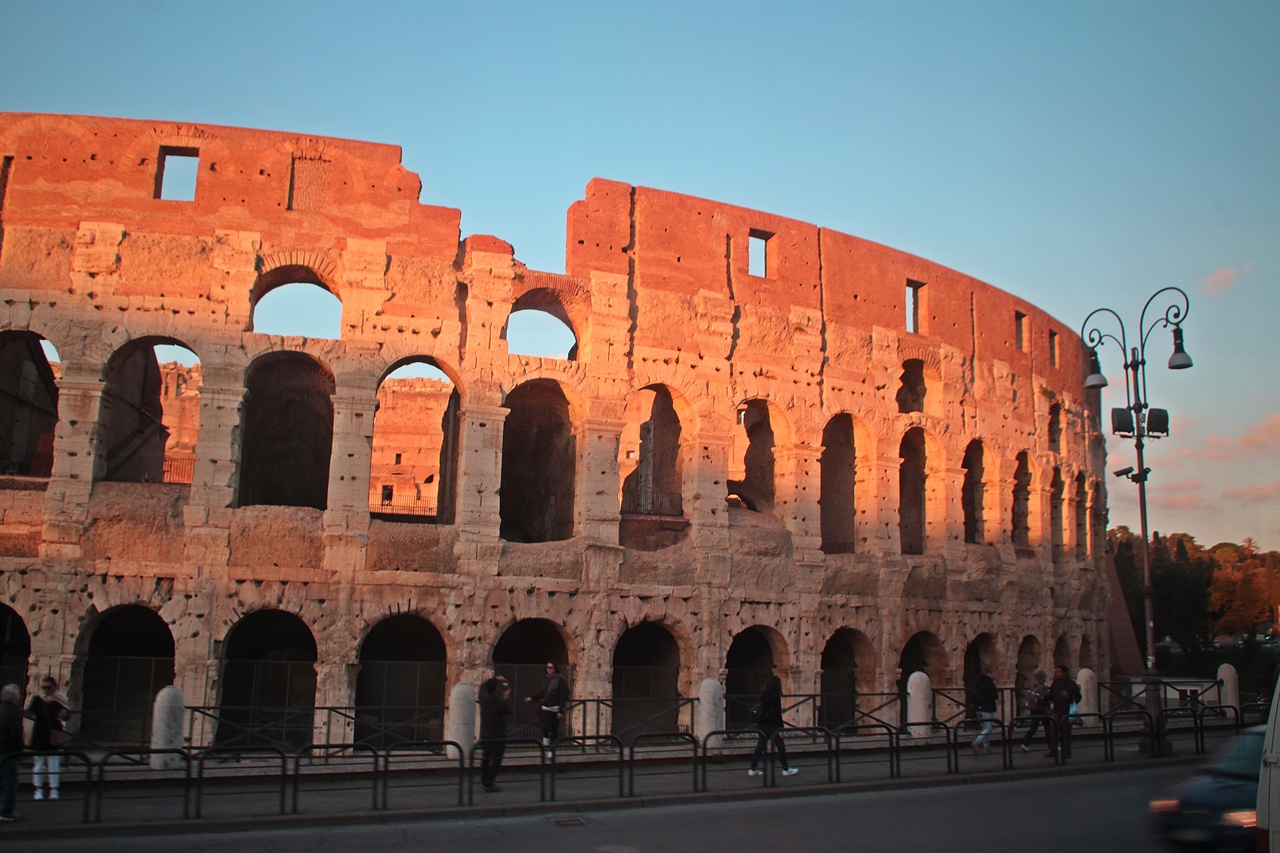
top-left (95, 748), bottom-right (189, 823)
top-left (465, 737), bottom-right (545, 805)
top-left (699, 728), bottom-right (768, 791)
top-left (896, 720), bottom-right (956, 774)
top-left (955, 716), bottom-right (1012, 770)
top-left (1104, 709), bottom-right (1156, 761)
top-left (833, 721), bottom-right (898, 780)
top-left (193, 746), bottom-right (289, 818)
top-left (386, 740), bottom-right (465, 809)
top-left (774, 727), bottom-right (836, 784)
top-left (548, 735), bottom-right (625, 801)
top-left (628, 732), bottom-right (699, 796)
top-left (291, 743), bottom-right (379, 815)
top-left (1160, 706), bottom-right (1203, 755)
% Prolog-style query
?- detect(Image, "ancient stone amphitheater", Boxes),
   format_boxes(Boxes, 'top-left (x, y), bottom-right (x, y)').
top-left (0, 113), bottom-right (1115, 745)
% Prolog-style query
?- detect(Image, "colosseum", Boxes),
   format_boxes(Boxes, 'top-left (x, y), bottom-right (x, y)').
top-left (0, 113), bottom-right (1124, 747)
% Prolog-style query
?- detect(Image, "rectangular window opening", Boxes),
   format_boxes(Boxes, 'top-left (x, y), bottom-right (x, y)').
top-left (381, 485), bottom-right (394, 505)
top-left (1015, 311), bottom-right (1028, 352)
top-left (748, 229), bottom-right (772, 277)
top-left (155, 147), bottom-right (199, 201)
top-left (906, 280), bottom-right (925, 334)
top-left (393, 453), bottom-right (402, 465)
top-left (1048, 330), bottom-right (1059, 367)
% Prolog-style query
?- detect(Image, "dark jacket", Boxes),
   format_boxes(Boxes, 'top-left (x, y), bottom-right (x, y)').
top-left (478, 679), bottom-right (513, 739)
top-left (756, 689), bottom-right (784, 728)
top-left (531, 673), bottom-right (569, 711)
top-left (971, 673), bottom-right (998, 713)
top-left (26, 693), bottom-right (67, 751)
top-left (1024, 682), bottom-right (1050, 714)
top-left (1047, 674), bottom-right (1082, 716)
top-left (0, 702), bottom-right (23, 755)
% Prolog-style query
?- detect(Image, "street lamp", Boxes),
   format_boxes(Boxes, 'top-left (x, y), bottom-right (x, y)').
top-left (1081, 286), bottom-right (1192, 747)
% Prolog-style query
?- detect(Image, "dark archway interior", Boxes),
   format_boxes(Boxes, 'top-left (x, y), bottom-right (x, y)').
top-left (0, 331), bottom-right (58, 477)
top-left (896, 359), bottom-right (926, 414)
top-left (1050, 468), bottom-right (1066, 557)
top-left (81, 605), bottom-right (176, 743)
top-left (493, 618), bottom-right (570, 735)
top-left (728, 400), bottom-right (775, 512)
top-left (238, 353), bottom-right (335, 509)
top-left (355, 614), bottom-right (447, 746)
top-left (1017, 635), bottom-right (1041, 700)
top-left (820, 630), bottom-right (859, 729)
top-left (621, 387), bottom-right (683, 518)
top-left (962, 440), bottom-right (985, 545)
top-left (612, 622), bottom-right (680, 738)
top-left (499, 381), bottom-right (576, 543)
top-left (725, 627), bottom-right (775, 728)
top-left (0, 605), bottom-right (30, 690)
top-left (100, 340), bottom-right (168, 482)
top-left (820, 414), bottom-right (856, 554)
top-left (218, 609), bottom-right (318, 748)
top-left (1012, 451), bottom-right (1032, 547)
top-left (899, 428), bottom-right (926, 555)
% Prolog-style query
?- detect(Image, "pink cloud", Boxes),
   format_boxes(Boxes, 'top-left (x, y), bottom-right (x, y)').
top-left (1153, 494), bottom-right (1208, 511)
top-left (1166, 413), bottom-right (1280, 462)
top-left (1200, 266), bottom-right (1249, 295)
top-left (1223, 481), bottom-right (1280, 501)
top-left (1239, 413), bottom-right (1280, 453)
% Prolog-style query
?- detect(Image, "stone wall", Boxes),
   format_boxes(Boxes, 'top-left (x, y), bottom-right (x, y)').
top-left (0, 113), bottom-right (1115, 736)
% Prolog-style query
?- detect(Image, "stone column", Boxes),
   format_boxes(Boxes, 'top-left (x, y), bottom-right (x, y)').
top-left (183, 366), bottom-right (247, 568)
top-left (576, 417), bottom-right (625, 543)
top-left (453, 404), bottom-right (507, 541)
top-left (1076, 667), bottom-right (1098, 725)
top-left (697, 678), bottom-right (725, 748)
top-left (446, 682), bottom-right (476, 762)
top-left (906, 670), bottom-right (932, 737)
top-left (151, 685), bottom-right (186, 768)
top-left (324, 380), bottom-right (377, 573)
top-left (40, 363), bottom-right (105, 557)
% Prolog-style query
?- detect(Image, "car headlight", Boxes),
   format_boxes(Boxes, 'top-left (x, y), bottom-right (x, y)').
top-left (1149, 797), bottom-right (1180, 813)
top-left (1219, 809), bottom-right (1256, 828)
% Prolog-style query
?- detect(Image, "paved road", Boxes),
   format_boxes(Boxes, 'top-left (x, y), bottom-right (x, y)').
top-left (20, 763), bottom-right (1186, 853)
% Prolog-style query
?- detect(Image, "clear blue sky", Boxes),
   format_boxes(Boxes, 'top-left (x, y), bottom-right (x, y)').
top-left (2, 0), bottom-right (1277, 550)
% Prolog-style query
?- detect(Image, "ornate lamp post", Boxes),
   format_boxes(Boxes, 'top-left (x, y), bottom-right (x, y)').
top-left (1081, 286), bottom-right (1193, 747)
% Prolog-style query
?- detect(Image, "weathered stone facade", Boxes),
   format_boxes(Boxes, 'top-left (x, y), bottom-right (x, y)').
top-left (0, 113), bottom-right (1112, 741)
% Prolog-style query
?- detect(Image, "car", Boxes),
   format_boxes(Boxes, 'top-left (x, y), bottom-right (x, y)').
top-left (1149, 725), bottom-right (1266, 851)
top-left (1258, 692), bottom-right (1278, 853)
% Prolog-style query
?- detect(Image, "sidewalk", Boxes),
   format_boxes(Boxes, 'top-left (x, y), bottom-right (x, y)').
top-left (0, 724), bottom-right (1223, 842)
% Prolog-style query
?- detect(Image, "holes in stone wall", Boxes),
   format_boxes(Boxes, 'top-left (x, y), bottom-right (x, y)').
top-left (155, 147), bottom-right (199, 201)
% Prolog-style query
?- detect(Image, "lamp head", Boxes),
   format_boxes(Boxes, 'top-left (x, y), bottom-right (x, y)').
top-left (1085, 349), bottom-right (1109, 389)
top-left (1168, 326), bottom-right (1193, 370)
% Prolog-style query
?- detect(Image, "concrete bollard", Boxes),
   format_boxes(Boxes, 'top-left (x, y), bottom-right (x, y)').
top-left (697, 678), bottom-right (725, 750)
top-left (150, 685), bottom-right (186, 769)
top-left (1076, 668), bottom-right (1097, 725)
top-left (906, 671), bottom-right (931, 737)
top-left (445, 682), bottom-right (475, 762)
top-left (1217, 663), bottom-right (1239, 713)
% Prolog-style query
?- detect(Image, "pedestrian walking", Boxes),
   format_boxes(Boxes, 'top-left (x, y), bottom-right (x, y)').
top-left (748, 675), bottom-right (798, 778)
top-left (524, 661), bottom-right (570, 755)
top-left (970, 665), bottom-right (998, 754)
top-left (1046, 664), bottom-right (1082, 759)
top-left (0, 684), bottom-right (23, 822)
top-left (26, 676), bottom-right (70, 801)
top-left (1019, 668), bottom-right (1051, 753)
top-left (478, 675), bottom-right (512, 792)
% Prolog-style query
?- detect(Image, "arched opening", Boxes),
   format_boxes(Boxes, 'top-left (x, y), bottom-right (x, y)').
top-left (505, 291), bottom-right (577, 360)
top-left (493, 619), bottom-right (570, 738)
top-left (217, 610), bottom-right (318, 748)
top-left (0, 331), bottom-right (59, 477)
top-left (819, 628), bottom-right (876, 731)
top-left (962, 440), bottom-right (985, 545)
top-left (619, 386), bottom-right (683, 518)
top-left (897, 631), bottom-right (948, 727)
top-left (98, 339), bottom-right (201, 483)
top-left (899, 428), bottom-right (926, 555)
top-left (369, 360), bottom-right (460, 523)
top-left (1011, 451), bottom-right (1032, 549)
top-left (251, 277), bottom-right (342, 340)
top-left (0, 605), bottom-right (31, 690)
top-left (820, 414), bottom-right (857, 554)
top-left (1053, 635), bottom-right (1071, 669)
top-left (499, 380), bottom-right (576, 543)
top-left (355, 614), bottom-right (447, 747)
top-left (1016, 635), bottom-right (1042, 704)
top-left (611, 622), bottom-right (681, 739)
top-left (1048, 402), bottom-right (1062, 454)
top-left (79, 605), bottom-right (175, 745)
top-left (896, 359), bottom-right (926, 414)
top-left (725, 626), bottom-right (783, 729)
top-left (1050, 467), bottom-right (1065, 562)
top-left (728, 400), bottom-right (776, 512)
top-left (237, 353), bottom-right (335, 509)
top-left (1074, 474), bottom-right (1089, 560)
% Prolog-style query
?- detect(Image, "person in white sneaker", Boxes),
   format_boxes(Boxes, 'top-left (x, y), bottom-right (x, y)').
top-left (748, 675), bottom-right (798, 778)
top-left (26, 677), bottom-right (69, 801)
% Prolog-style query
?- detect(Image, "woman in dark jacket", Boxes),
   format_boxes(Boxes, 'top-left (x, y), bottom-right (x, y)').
top-left (25, 676), bottom-right (69, 800)
top-left (748, 675), bottom-right (798, 777)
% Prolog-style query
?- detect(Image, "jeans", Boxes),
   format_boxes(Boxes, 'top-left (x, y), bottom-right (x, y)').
top-left (749, 724), bottom-right (791, 771)
top-left (0, 756), bottom-right (16, 817)
top-left (974, 710), bottom-right (995, 748)
top-left (33, 753), bottom-right (60, 793)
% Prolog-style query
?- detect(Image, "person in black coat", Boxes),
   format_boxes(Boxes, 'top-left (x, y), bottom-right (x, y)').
top-left (970, 665), bottom-right (998, 754)
top-left (0, 684), bottom-right (24, 821)
top-left (26, 676), bottom-right (70, 800)
top-left (477, 675), bottom-right (512, 792)
top-left (1046, 664), bottom-right (1083, 759)
top-left (748, 675), bottom-right (798, 777)
top-left (524, 662), bottom-right (570, 753)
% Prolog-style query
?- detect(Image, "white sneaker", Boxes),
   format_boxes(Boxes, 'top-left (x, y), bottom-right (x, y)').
top-left (32, 790), bottom-right (42, 801)
top-left (1020, 744), bottom-right (1029, 753)
top-left (746, 769), bottom-right (763, 777)
top-left (781, 767), bottom-right (799, 777)
top-left (49, 790), bottom-right (59, 801)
